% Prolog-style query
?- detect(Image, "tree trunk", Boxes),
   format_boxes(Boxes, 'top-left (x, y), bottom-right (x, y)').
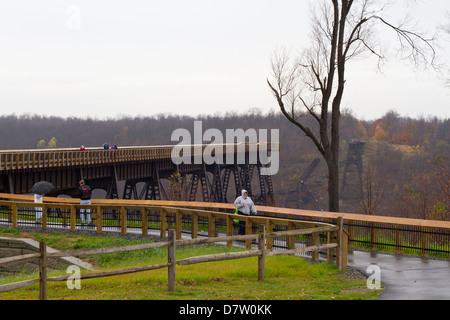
top-left (326, 150), bottom-right (340, 212)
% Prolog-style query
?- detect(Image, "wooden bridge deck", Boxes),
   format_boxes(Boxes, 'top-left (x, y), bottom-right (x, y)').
top-left (0, 143), bottom-right (278, 172)
top-left (0, 143), bottom-right (279, 203)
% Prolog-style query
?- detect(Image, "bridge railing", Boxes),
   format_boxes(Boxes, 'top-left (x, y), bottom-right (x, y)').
top-left (0, 194), bottom-right (345, 267)
top-left (0, 143), bottom-right (280, 172)
top-left (1, 193), bottom-right (448, 259)
top-left (0, 146), bottom-right (173, 171)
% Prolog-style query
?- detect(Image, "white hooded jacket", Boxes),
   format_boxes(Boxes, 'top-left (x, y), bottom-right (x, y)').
top-left (234, 189), bottom-right (257, 215)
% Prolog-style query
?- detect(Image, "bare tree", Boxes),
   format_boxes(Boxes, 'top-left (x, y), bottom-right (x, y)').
top-left (168, 171), bottom-right (192, 201)
top-left (442, 11), bottom-right (450, 37)
top-left (267, 0), bottom-right (437, 212)
top-left (360, 160), bottom-right (384, 215)
top-left (443, 11), bottom-right (450, 87)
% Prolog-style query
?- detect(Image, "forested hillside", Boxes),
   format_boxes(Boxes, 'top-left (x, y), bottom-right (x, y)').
top-left (0, 110), bottom-right (448, 220)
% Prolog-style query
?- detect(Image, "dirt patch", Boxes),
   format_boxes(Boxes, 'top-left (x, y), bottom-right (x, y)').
top-left (340, 287), bottom-right (370, 295)
top-left (340, 286), bottom-right (383, 295)
top-left (4, 231), bottom-right (36, 240)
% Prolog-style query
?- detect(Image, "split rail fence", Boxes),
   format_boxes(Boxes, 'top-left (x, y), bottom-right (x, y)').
top-left (0, 218), bottom-right (346, 299)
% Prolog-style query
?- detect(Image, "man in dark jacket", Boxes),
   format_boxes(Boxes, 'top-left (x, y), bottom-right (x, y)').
top-left (79, 180), bottom-right (92, 225)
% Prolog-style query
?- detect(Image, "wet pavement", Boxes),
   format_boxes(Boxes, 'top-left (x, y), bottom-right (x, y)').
top-left (347, 250), bottom-right (450, 300)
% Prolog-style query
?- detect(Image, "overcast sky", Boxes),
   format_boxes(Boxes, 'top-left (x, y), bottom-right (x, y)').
top-left (0, 0), bottom-right (449, 121)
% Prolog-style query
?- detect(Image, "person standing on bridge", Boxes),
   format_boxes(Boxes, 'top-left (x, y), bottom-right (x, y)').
top-left (234, 189), bottom-right (257, 235)
top-left (78, 180), bottom-right (92, 225)
top-left (34, 193), bottom-right (43, 223)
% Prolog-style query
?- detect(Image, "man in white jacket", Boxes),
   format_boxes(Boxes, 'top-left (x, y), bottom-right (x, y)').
top-left (234, 189), bottom-right (257, 234)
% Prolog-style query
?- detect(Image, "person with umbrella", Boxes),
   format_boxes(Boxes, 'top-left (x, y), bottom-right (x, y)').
top-left (31, 181), bottom-right (53, 224)
top-left (78, 180), bottom-right (92, 225)
top-left (34, 193), bottom-right (43, 223)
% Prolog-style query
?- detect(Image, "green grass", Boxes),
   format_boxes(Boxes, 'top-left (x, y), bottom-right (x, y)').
top-left (0, 229), bottom-right (383, 300)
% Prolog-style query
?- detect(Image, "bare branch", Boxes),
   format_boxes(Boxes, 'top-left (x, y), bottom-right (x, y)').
top-left (372, 15), bottom-right (437, 69)
top-left (360, 161), bottom-right (385, 215)
top-left (267, 0), bottom-right (438, 212)
top-left (267, 78), bottom-right (325, 156)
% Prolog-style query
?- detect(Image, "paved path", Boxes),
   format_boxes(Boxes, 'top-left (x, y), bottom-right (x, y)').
top-left (347, 250), bottom-right (450, 300)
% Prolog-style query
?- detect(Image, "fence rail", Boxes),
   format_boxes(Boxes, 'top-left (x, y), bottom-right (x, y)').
top-left (0, 221), bottom-right (345, 299)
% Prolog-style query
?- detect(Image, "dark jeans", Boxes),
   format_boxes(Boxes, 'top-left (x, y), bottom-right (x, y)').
top-left (237, 210), bottom-right (248, 235)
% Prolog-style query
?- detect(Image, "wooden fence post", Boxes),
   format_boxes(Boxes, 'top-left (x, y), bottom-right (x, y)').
top-left (168, 229), bottom-right (176, 292)
top-left (120, 206), bottom-right (127, 235)
top-left (12, 203), bottom-right (17, 228)
top-left (287, 222), bottom-right (295, 251)
top-left (41, 204), bottom-right (47, 230)
top-left (347, 220), bottom-right (354, 249)
top-left (312, 231), bottom-right (320, 262)
top-left (336, 217), bottom-right (344, 271)
top-left (370, 222), bottom-right (377, 251)
top-left (62, 207), bottom-right (68, 226)
top-left (258, 225), bottom-right (266, 281)
top-left (142, 207), bottom-right (148, 237)
top-left (97, 205), bottom-right (103, 234)
top-left (175, 210), bottom-right (182, 240)
top-left (208, 213), bottom-right (216, 243)
top-left (226, 215), bottom-right (233, 248)
top-left (266, 220), bottom-right (273, 252)
top-left (70, 205), bottom-right (76, 231)
top-left (421, 227), bottom-right (428, 258)
top-left (327, 231), bottom-right (332, 263)
top-left (395, 225), bottom-right (401, 255)
top-left (342, 230), bottom-right (348, 271)
top-left (39, 241), bottom-right (47, 300)
top-left (160, 208), bottom-right (167, 239)
top-left (191, 212), bottom-right (198, 239)
top-left (245, 218), bottom-right (252, 250)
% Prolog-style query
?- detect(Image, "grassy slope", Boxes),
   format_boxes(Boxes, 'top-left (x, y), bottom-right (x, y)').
top-left (0, 228), bottom-right (383, 300)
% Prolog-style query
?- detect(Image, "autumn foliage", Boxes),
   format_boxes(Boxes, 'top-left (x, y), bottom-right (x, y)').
top-left (0, 110), bottom-right (448, 221)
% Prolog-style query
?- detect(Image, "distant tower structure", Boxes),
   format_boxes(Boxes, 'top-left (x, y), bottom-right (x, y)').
top-left (340, 140), bottom-right (366, 199)
top-left (279, 158), bottom-right (323, 210)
